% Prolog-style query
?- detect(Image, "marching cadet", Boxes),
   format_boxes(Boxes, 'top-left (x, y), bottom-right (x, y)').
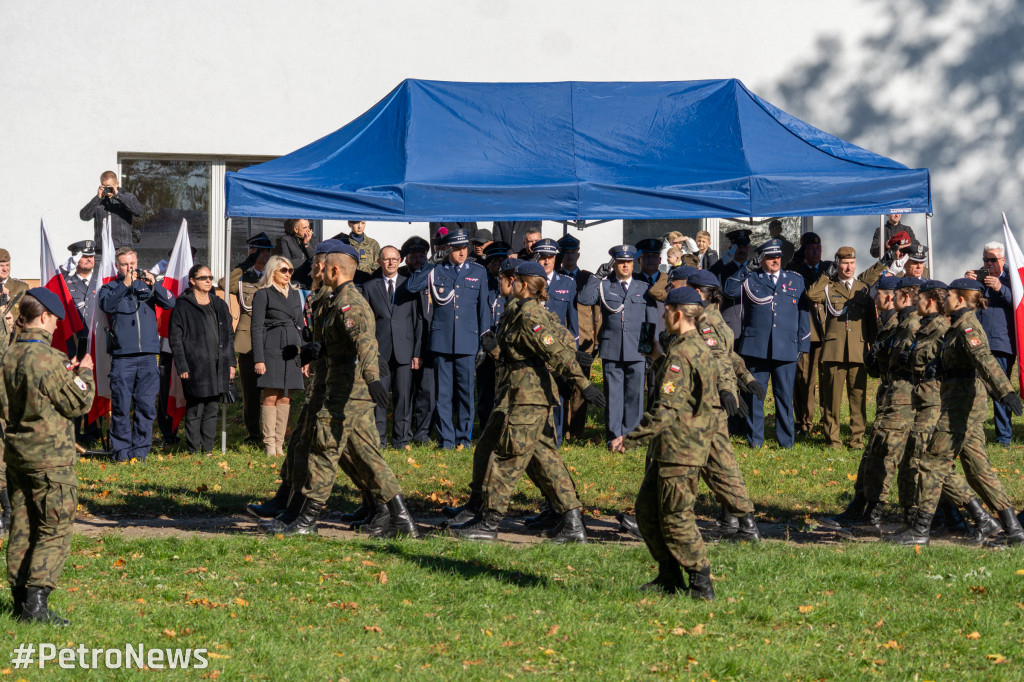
top-left (709, 229), bottom-right (752, 341)
top-left (532, 237), bottom-right (578, 442)
top-left (578, 245), bottom-right (659, 448)
top-left (281, 243), bottom-right (418, 538)
top-left (476, 241), bottom-right (511, 428)
top-left (451, 261), bottom-right (605, 543)
top-left (556, 234), bottom-right (601, 440)
top-left (0, 303), bottom-right (10, 536)
top-left (806, 246), bottom-right (880, 449)
top-left (614, 286), bottom-right (718, 600)
top-left (2, 289), bottom-right (95, 624)
top-left (786, 232), bottom-right (826, 439)
top-left (891, 278), bottom-right (1024, 546)
top-left (406, 229), bottom-right (492, 450)
top-left (225, 232), bottom-right (274, 446)
top-left (724, 238), bottom-right (810, 449)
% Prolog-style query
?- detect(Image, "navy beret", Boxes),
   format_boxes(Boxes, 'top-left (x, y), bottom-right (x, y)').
top-left (876, 276), bottom-right (902, 291)
top-left (897, 276), bottom-right (925, 289)
top-left (499, 258), bottom-right (519, 274)
top-left (314, 238), bottom-right (345, 255)
top-left (669, 265), bottom-right (698, 282)
top-left (26, 287), bottom-right (65, 320)
top-left (665, 286), bottom-right (703, 306)
top-left (949, 277), bottom-right (984, 292)
top-left (686, 269), bottom-right (720, 288)
top-left (514, 260), bottom-right (547, 278)
top-left (322, 241), bottom-right (360, 260)
top-left (919, 279), bottom-right (948, 293)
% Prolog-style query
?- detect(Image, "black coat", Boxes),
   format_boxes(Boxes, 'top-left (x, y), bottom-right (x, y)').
top-left (168, 290), bottom-right (235, 400)
top-left (362, 273), bottom-right (423, 365)
top-left (250, 286), bottom-right (305, 391)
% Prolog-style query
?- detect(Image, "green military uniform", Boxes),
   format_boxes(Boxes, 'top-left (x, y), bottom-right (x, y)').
top-left (624, 330), bottom-right (717, 589)
top-left (227, 266), bottom-right (263, 441)
top-left (0, 310), bottom-right (13, 529)
top-left (1, 328), bottom-right (94, 602)
top-left (2, 276), bottom-right (29, 322)
top-left (351, 235), bottom-right (381, 274)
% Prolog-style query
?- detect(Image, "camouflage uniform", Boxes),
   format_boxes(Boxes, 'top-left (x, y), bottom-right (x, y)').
top-left (915, 308), bottom-right (1015, 515)
top-left (351, 234), bottom-right (381, 274)
top-left (624, 330), bottom-right (717, 573)
top-left (301, 282), bottom-right (402, 505)
top-left (1, 328), bottom-right (95, 590)
top-left (482, 298), bottom-right (591, 514)
top-left (0, 311), bottom-right (12, 497)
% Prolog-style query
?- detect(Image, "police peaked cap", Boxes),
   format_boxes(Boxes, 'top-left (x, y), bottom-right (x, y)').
top-left (725, 229), bottom-right (752, 245)
top-left (904, 243), bottom-right (928, 262)
top-left (68, 239), bottom-right (97, 256)
top-left (757, 239), bottom-right (784, 258)
top-left (609, 244), bottom-right (638, 261)
top-left (247, 232), bottom-right (274, 249)
top-left (26, 287), bottom-right (65, 320)
top-left (444, 229), bottom-right (471, 247)
top-left (557, 234), bottom-right (581, 250)
top-left (531, 238), bottom-right (559, 257)
top-left (635, 238), bottom-right (663, 254)
top-left (400, 236), bottom-right (430, 257)
top-left (482, 241), bottom-right (511, 260)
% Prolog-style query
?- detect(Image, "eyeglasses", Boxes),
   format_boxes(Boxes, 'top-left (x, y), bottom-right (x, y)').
top-left (982, 258), bottom-right (1002, 263)
top-left (380, 257), bottom-right (401, 262)
top-left (193, 275), bottom-right (213, 281)
top-left (278, 267), bottom-right (294, 274)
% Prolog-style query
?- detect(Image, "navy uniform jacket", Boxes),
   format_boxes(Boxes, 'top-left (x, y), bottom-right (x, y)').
top-left (544, 272), bottom-right (579, 342)
top-left (710, 258), bottom-right (745, 339)
top-left (64, 270), bottom-right (98, 331)
top-left (724, 268), bottom-right (810, 362)
top-left (362, 272), bottom-right (422, 365)
top-left (407, 259), bottom-right (492, 356)
top-left (978, 266), bottom-right (1014, 355)
top-left (486, 275), bottom-right (507, 331)
top-left (578, 276), bottom-right (657, 362)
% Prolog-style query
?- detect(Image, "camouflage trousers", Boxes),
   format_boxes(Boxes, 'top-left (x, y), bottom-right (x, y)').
top-left (483, 405), bottom-right (581, 514)
top-left (635, 461), bottom-right (709, 573)
top-left (281, 398), bottom-right (316, 492)
top-left (702, 408), bottom-right (754, 515)
top-left (859, 400), bottom-right (913, 505)
top-left (899, 399), bottom-right (974, 515)
top-left (302, 404), bottom-right (402, 506)
top-left (6, 465), bottom-right (78, 590)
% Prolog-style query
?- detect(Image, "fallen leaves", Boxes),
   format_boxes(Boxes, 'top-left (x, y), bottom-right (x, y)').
top-left (364, 625), bottom-right (382, 633)
top-left (375, 571), bottom-right (389, 584)
top-left (407, 457), bottom-right (421, 468)
top-left (798, 605), bottom-right (814, 614)
top-left (966, 631), bottom-right (981, 640)
top-left (670, 623), bottom-right (706, 636)
top-left (987, 653), bottom-right (1006, 664)
top-left (112, 558), bottom-right (125, 568)
top-left (546, 625), bottom-right (559, 637)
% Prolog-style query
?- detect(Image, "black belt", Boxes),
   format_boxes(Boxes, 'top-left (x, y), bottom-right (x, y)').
top-left (944, 369), bottom-right (978, 379)
top-left (327, 357), bottom-right (358, 367)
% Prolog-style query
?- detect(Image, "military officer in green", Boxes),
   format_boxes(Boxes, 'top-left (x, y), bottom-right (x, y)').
top-left (0, 300), bottom-right (13, 534)
top-left (2, 288), bottom-right (95, 624)
top-left (282, 243), bottom-right (417, 538)
top-left (615, 286), bottom-right (718, 600)
top-left (891, 278), bottom-right (1024, 546)
top-left (452, 261), bottom-right (605, 543)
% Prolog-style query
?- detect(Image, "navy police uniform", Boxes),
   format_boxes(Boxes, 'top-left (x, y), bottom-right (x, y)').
top-left (635, 238), bottom-right (668, 408)
top-left (709, 229), bottom-right (752, 342)
top-left (64, 240), bottom-right (100, 444)
top-left (724, 239), bottom-right (810, 448)
top-left (534, 238), bottom-right (578, 443)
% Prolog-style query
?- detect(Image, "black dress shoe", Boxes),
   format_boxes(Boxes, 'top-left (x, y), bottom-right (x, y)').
top-left (246, 483), bottom-right (290, 519)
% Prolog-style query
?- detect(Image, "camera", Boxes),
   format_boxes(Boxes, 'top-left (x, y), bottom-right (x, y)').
top-left (103, 186), bottom-right (115, 196)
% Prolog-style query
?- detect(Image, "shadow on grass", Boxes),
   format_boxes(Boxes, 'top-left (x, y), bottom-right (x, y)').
top-left (375, 542), bottom-right (550, 588)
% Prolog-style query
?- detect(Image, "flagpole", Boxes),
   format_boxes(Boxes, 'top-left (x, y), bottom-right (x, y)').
top-left (222, 216), bottom-right (232, 454)
top-left (925, 213), bottom-right (933, 274)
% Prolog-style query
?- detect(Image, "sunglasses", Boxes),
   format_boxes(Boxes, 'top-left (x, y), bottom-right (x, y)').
top-left (278, 267), bottom-right (294, 274)
top-left (982, 258), bottom-right (1001, 263)
top-left (192, 275), bottom-right (213, 281)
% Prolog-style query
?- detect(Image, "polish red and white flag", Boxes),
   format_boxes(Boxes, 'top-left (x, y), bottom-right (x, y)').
top-left (157, 220), bottom-right (193, 430)
top-left (1001, 212), bottom-right (1024, 394)
top-left (87, 216), bottom-right (118, 424)
top-left (38, 219), bottom-right (84, 355)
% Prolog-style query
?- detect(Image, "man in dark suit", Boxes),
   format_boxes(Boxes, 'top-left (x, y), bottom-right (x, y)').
top-left (362, 245), bottom-right (422, 449)
top-left (399, 237), bottom-right (435, 445)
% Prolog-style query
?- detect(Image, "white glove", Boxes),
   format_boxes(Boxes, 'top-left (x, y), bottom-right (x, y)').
top-left (681, 237), bottom-right (698, 255)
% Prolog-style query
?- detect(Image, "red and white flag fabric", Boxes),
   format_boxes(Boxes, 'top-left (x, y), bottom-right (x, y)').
top-left (158, 220), bottom-right (193, 431)
top-left (87, 216), bottom-right (118, 424)
top-left (1001, 212), bottom-right (1024, 395)
top-left (39, 219), bottom-right (84, 355)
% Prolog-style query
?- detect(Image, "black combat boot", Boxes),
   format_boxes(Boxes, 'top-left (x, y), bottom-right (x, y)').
top-left (616, 512), bottom-right (643, 540)
top-left (855, 501), bottom-right (884, 536)
top-left (443, 491), bottom-right (480, 519)
top-left (940, 500), bottom-right (969, 535)
top-left (379, 495), bottom-right (419, 539)
top-left (716, 508), bottom-right (740, 538)
top-left (450, 511), bottom-right (502, 541)
top-left (279, 499), bottom-right (323, 536)
top-left (19, 587), bottom-right (69, 626)
top-left (818, 492), bottom-right (867, 529)
top-left (524, 507), bottom-right (560, 531)
top-left (684, 567), bottom-right (715, 601)
top-left (357, 502), bottom-right (391, 535)
top-left (887, 511), bottom-right (933, 546)
top-left (547, 508), bottom-right (587, 544)
top-left (11, 586), bottom-right (27, 616)
top-left (984, 508), bottom-right (1024, 548)
top-left (639, 561), bottom-right (684, 594)
top-left (725, 513), bottom-right (761, 542)
top-left (245, 482), bottom-right (290, 519)
top-left (960, 499), bottom-right (999, 544)
top-left (341, 490), bottom-right (375, 524)
top-left (259, 491), bottom-right (305, 534)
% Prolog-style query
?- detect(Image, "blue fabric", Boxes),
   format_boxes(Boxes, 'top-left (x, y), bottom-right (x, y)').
top-left (992, 352), bottom-right (1015, 444)
top-left (724, 269), bottom-right (810, 361)
top-left (977, 267), bottom-right (1015, 355)
top-left (98, 280), bottom-right (175, 355)
top-left (434, 352), bottom-right (475, 449)
top-left (225, 80), bottom-right (931, 220)
top-left (109, 354), bottom-right (159, 462)
top-left (743, 357), bottom-right (797, 448)
top-left (602, 359), bottom-right (645, 441)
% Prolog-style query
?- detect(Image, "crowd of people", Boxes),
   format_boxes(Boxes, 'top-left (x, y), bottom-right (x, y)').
top-left (2, 171), bottom-right (1024, 622)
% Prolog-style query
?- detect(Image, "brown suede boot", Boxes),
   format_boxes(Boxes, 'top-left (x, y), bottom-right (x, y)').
top-left (275, 403), bottom-right (291, 456)
top-left (260, 405), bottom-right (277, 457)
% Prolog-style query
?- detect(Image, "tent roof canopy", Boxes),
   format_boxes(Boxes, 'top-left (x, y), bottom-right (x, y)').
top-left (225, 79), bottom-right (931, 221)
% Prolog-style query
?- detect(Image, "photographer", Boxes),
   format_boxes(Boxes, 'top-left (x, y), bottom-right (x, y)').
top-left (80, 171), bottom-right (144, 248)
top-left (98, 247), bottom-right (175, 462)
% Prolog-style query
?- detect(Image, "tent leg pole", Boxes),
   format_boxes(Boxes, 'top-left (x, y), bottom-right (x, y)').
top-left (224, 216), bottom-right (232, 453)
top-left (925, 213), bottom-right (933, 275)
top-left (221, 405), bottom-right (227, 454)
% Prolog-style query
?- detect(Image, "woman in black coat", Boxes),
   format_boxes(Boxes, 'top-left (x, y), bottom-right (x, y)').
top-left (251, 255), bottom-right (305, 456)
top-left (169, 265), bottom-right (236, 455)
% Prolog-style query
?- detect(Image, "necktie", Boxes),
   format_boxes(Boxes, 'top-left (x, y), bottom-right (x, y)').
top-left (771, 274), bottom-right (778, 286)
top-left (846, 280), bottom-right (852, 291)
top-left (387, 278), bottom-right (394, 308)
top-left (621, 280), bottom-right (629, 297)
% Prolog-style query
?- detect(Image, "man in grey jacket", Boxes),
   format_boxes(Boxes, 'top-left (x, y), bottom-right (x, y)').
top-left (80, 171), bottom-right (144, 248)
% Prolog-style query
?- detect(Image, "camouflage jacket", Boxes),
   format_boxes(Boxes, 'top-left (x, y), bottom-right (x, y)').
top-left (910, 313), bottom-right (948, 410)
top-left (623, 330), bottom-right (716, 466)
top-left (940, 307), bottom-right (1013, 403)
top-left (882, 309), bottom-right (921, 413)
top-left (306, 285), bottom-right (334, 404)
top-left (1, 328), bottom-right (95, 469)
top-left (490, 298), bottom-right (524, 414)
top-left (697, 305), bottom-right (736, 405)
top-left (499, 298), bottom-right (590, 407)
top-left (321, 281), bottom-right (380, 412)
top-left (865, 308), bottom-right (899, 380)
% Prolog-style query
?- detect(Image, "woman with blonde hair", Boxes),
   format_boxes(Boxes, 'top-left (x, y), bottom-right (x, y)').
top-left (251, 255), bottom-right (305, 456)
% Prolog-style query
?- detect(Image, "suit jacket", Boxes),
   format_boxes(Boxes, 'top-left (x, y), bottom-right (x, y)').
top-left (806, 273), bottom-right (878, 364)
top-left (363, 272), bottom-right (422, 365)
top-left (724, 268), bottom-right (810, 362)
top-left (406, 259), bottom-right (491, 356)
top-left (559, 267), bottom-right (601, 355)
top-left (578, 276), bottom-right (657, 362)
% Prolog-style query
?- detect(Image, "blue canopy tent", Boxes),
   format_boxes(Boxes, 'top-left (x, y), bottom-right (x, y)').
top-left (225, 79), bottom-right (931, 223)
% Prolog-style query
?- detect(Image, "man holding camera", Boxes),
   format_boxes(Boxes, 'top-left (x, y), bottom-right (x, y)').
top-left (80, 171), bottom-right (144, 248)
top-left (98, 247), bottom-right (175, 462)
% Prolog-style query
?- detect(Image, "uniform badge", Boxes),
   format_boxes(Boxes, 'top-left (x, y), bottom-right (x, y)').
top-left (969, 337), bottom-right (980, 347)
top-left (964, 327), bottom-right (973, 333)
top-left (669, 364), bottom-right (681, 373)
top-left (74, 376), bottom-right (88, 391)
top-left (543, 336), bottom-right (554, 345)
top-left (706, 338), bottom-right (717, 347)
top-left (533, 324), bottom-right (543, 332)
top-left (702, 327), bottom-right (712, 334)
top-left (662, 381), bottom-right (676, 394)
top-left (438, 288), bottom-right (444, 295)
top-left (345, 319), bottom-right (355, 329)
top-left (341, 304), bottom-right (351, 312)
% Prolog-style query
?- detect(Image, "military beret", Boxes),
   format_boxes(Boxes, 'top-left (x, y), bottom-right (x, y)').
top-left (499, 258), bottom-right (519, 274)
top-left (835, 246), bottom-right (856, 259)
top-left (886, 231), bottom-right (912, 249)
top-left (68, 239), bottom-right (97, 256)
top-left (470, 228), bottom-right (493, 244)
top-left (686, 269), bottom-right (720, 288)
top-left (609, 244), bottom-right (638, 261)
top-left (26, 287), bottom-right (65, 320)
top-left (482, 241), bottom-right (511, 260)
top-left (314, 239), bottom-right (346, 255)
top-left (514, 260), bottom-right (547, 278)
top-left (897, 276), bottom-right (925, 289)
top-left (757, 239), bottom-right (784, 259)
top-left (919, 279), bottom-right (948, 293)
top-left (800, 232), bottom-right (821, 246)
top-left (904, 242), bottom-right (928, 262)
top-left (635, 238), bottom-right (663, 254)
top-left (557, 234), bottom-right (581, 250)
top-left (669, 265), bottom-right (698, 282)
top-left (322, 241), bottom-right (360, 260)
top-left (445, 229), bottom-right (471, 247)
top-left (532, 238), bottom-right (559, 257)
top-left (247, 232), bottom-right (274, 250)
top-left (400, 236), bottom-right (430, 257)
top-left (0, 248), bottom-right (10, 262)
top-left (876, 276), bottom-right (902, 291)
top-left (665, 286), bottom-right (703, 306)
top-left (949, 277), bottom-right (984, 292)
top-left (725, 229), bottom-right (751, 245)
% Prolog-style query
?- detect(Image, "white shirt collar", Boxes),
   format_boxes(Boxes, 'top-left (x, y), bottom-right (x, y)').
top-left (617, 277), bottom-right (633, 289)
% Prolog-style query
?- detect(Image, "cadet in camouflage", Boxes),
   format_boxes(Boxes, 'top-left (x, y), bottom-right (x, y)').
top-left (1, 289), bottom-right (95, 625)
top-left (0, 304), bottom-right (12, 533)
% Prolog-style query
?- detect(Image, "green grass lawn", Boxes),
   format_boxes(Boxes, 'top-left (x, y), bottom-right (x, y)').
top-left (4, 375), bottom-right (1024, 680)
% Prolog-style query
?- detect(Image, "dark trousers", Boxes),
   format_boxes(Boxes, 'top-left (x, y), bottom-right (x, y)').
top-left (602, 359), bottom-right (645, 442)
top-left (156, 351), bottom-right (177, 442)
top-left (184, 397), bottom-right (220, 453)
top-left (742, 356), bottom-right (797, 449)
top-left (375, 356), bottom-right (413, 447)
top-left (435, 352), bottom-right (476, 449)
top-left (412, 354), bottom-right (436, 444)
top-left (992, 352), bottom-right (1015, 444)
top-left (793, 342), bottom-right (823, 431)
top-left (109, 354), bottom-right (159, 462)
top-left (237, 352), bottom-right (261, 440)
top-left (477, 354), bottom-right (497, 428)
top-left (566, 359), bottom-right (594, 439)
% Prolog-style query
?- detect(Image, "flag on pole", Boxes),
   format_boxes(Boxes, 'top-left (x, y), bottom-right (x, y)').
top-left (39, 219), bottom-right (84, 354)
top-left (1001, 212), bottom-right (1024, 395)
top-left (158, 220), bottom-right (193, 431)
top-left (87, 216), bottom-right (118, 425)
